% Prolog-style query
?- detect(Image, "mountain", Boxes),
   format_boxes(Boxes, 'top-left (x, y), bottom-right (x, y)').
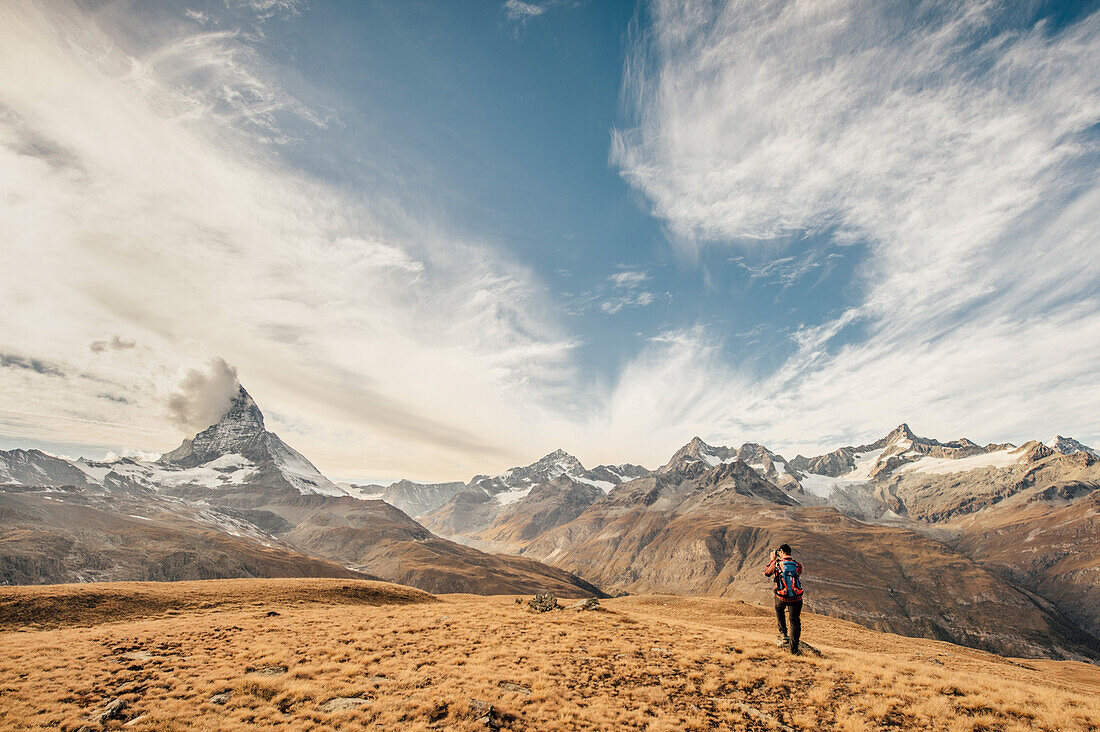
top-left (0, 385), bottom-right (601, 598)
top-left (0, 449), bottom-right (94, 489)
top-left (0, 483), bottom-right (373, 584)
top-left (462, 475), bottom-right (604, 553)
top-left (377, 479), bottom-right (467, 517)
top-left (659, 437), bottom-right (800, 491)
top-left (1048, 435), bottom-right (1099, 458)
top-left (159, 385), bottom-right (345, 497)
top-left (519, 438), bottom-right (1099, 660)
top-left (418, 450), bottom-right (650, 542)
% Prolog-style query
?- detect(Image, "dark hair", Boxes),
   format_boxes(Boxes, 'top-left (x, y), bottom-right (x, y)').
top-left (779, 544), bottom-right (792, 555)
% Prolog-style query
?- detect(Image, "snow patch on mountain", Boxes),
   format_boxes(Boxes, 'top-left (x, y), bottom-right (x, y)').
top-left (572, 476), bottom-right (616, 492)
top-left (896, 447), bottom-right (1024, 475)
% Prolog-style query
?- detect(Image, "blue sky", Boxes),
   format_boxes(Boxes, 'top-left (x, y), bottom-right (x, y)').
top-left (0, 0), bottom-right (1098, 482)
top-left (253, 0), bottom-right (868, 388)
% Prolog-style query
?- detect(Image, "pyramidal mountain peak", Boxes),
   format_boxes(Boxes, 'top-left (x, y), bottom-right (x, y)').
top-left (658, 435), bottom-right (735, 474)
top-left (158, 383), bottom-right (345, 497)
top-left (885, 422), bottom-right (918, 442)
top-left (160, 385), bottom-right (265, 467)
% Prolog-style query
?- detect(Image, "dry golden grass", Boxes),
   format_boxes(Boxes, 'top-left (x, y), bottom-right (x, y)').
top-left (0, 581), bottom-right (1097, 730)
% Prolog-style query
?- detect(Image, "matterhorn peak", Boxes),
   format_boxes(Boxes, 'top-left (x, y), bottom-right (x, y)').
top-left (157, 382), bottom-right (345, 496)
top-left (160, 383), bottom-right (268, 467)
top-left (221, 385), bottom-right (265, 430)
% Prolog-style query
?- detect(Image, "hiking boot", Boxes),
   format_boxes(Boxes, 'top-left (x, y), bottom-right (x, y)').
top-left (776, 634), bottom-right (789, 647)
top-left (789, 643), bottom-right (801, 655)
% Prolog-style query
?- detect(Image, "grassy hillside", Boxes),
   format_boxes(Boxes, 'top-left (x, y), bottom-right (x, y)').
top-left (0, 579), bottom-right (1097, 730)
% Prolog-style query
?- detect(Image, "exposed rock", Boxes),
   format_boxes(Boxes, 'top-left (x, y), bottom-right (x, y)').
top-left (380, 479), bottom-right (466, 518)
top-left (568, 598), bottom-right (600, 611)
top-left (467, 699), bottom-right (511, 731)
top-left (90, 698), bottom-right (128, 725)
top-left (320, 697), bottom-right (371, 712)
top-left (717, 700), bottom-right (794, 732)
top-left (470, 476), bottom-right (603, 551)
top-left (527, 593), bottom-right (559, 612)
top-left (497, 681), bottom-right (532, 695)
top-left (208, 691), bottom-right (232, 705)
top-left (246, 664), bottom-right (287, 676)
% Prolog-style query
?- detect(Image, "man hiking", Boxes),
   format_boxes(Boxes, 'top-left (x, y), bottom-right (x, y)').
top-left (764, 544), bottom-right (803, 654)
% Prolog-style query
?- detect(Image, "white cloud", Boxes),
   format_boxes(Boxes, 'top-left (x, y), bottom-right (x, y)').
top-left (503, 1), bottom-right (548, 24)
top-left (0, 0), bottom-right (579, 479)
top-left (166, 358), bottom-right (240, 432)
top-left (608, 269), bottom-right (650, 288)
top-left (595, 267), bottom-right (660, 314)
top-left (605, 0), bottom-right (1100, 452)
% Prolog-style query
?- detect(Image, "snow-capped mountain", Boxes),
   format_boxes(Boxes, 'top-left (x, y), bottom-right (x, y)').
top-left (520, 430), bottom-right (1100, 661)
top-left (657, 436), bottom-right (799, 489)
top-left (787, 423), bottom-right (1024, 499)
top-left (0, 386), bottom-right (603, 597)
top-left (0, 448), bottom-right (95, 488)
top-left (1048, 435), bottom-right (1099, 458)
top-left (158, 385), bottom-right (344, 496)
top-left (418, 450), bottom-right (650, 539)
top-left (0, 386), bottom-right (345, 498)
top-left (462, 449), bottom-right (647, 506)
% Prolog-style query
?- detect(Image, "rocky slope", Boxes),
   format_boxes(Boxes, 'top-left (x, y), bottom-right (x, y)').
top-left (0, 486), bottom-right (372, 584)
top-left (463, 476), bottom-right (604, 553)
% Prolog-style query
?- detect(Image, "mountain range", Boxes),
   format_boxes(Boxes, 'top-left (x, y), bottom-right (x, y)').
top-left (2, 386), bottom-right (1098, 662)
top-left (0, 386), bottom-right (599, 597)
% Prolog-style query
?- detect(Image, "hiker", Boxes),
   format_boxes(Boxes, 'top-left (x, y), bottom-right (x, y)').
top-left (764, 544), bottom-right (803, 654)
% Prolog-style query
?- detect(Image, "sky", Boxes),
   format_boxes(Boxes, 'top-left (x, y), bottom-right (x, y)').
top-left (0, 0), bottom-right (1098, 483)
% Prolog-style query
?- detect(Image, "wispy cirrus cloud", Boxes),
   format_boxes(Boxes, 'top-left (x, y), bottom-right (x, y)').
top-left (601, 267), bottom-right (658, 314)
top-left (565, 267), bottom-right (664, 316)
top-left (502, 0), bottom-right (580, 31)
top-left (503, 0), bottom-right (547, 24)
top-left (607, 0), bottom-right (1100, 450)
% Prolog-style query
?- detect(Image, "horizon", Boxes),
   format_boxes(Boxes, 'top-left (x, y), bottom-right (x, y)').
top-left (5, 383), bottom-right (1078, 487)
top-left (2, 0), bottom-right (1098, 483)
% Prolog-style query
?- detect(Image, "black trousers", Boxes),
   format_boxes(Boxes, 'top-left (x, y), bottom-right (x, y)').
top-left (775, 598), bottom-right (802, 650)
